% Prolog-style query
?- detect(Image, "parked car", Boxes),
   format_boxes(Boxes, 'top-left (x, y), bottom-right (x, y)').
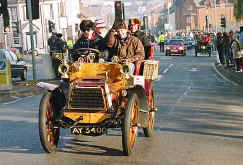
top-left (0, 49), bottom-right (27, 81)
top-left (165, 39), bottom-right (186, 56)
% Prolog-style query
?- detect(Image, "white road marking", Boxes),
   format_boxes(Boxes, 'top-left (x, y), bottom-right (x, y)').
top-left (163, 68), bottom-right (169, 74)
top-left (188, 68), bottom-right (200, 72)
top-left (2, 95), bottom-right (35, 105)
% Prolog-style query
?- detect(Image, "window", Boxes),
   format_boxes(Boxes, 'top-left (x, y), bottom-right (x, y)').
top-left (10, 7), bottom-right (18, 22)
top-left (60, 2), bottom-right (66, 17)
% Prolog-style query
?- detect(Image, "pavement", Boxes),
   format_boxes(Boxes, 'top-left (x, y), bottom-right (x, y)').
top-left (0, 60), bottom-right (243, 103)
top-left (213, 63), bottom-right (243, 86)
top-left (0, 79), bottom-right (59, 103)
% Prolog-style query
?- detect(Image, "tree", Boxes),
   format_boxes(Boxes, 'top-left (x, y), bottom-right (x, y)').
top-left (234, 0), bottom-right (243, 20)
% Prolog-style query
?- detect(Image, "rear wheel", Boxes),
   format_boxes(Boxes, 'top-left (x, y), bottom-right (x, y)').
top-left (39, 92), bottom-right (60, 153)
top-left (122, 93), bottom-right (139, 156)
top-left (143, 89), bottom-right (155, 137)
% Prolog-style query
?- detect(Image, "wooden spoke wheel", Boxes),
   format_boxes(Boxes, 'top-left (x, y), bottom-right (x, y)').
top-left (122, 93), bottom-right (139, 156)
top-left (143, 88), bottom-right (155, 137)
top-left (39, 92), bottom-right (60, 153)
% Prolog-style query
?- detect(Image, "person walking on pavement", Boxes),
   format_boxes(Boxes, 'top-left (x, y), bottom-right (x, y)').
top-left (157, 31), bottom-right (165, 52)
top-left (48, 32), bottom-right (57, 56)
top-left (231, 31), bottom-right (242, 72)
top-left (222, 32), bottom-right (232, 67)
top-left (216, 32), bottom-right (224, 65)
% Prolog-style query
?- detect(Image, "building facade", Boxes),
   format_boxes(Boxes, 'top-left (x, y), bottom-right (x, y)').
top-left (1, 0), bottom-right (81, 54)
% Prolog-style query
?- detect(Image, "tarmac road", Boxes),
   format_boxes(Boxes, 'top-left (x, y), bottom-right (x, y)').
top-left (0, 48), bottom-right (243, 165)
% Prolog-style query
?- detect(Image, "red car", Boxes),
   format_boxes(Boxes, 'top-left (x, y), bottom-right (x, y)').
top-left (165, 39), bottom-right (186, 56)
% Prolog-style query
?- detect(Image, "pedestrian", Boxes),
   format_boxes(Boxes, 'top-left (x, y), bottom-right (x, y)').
top-left (216, 32), bottom-right (224, 65)
top-left (157, 31), bottom-right (165, 52)
top-left (52, 33), bottom-right (67, 79)
top-left (48, 32), bottom-right (57, 56)
top-left (222, 32), bottom-right (232, 67)
top-left (231, 32), bottom-right (242, 72)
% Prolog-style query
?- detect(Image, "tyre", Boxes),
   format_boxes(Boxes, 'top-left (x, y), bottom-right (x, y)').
top-left (20, 68), bottom-right (27, 81)
top-left (143, 89), bottom-right (155, 137)
top-left (122, 93), bottom-right (139, 156)
top-left (39, 92), bottom-right (60, 153)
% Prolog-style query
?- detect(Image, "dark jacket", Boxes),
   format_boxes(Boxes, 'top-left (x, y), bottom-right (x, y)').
top-left (73, 33), bottom-right (106, 51)
top-left (132, 31), bottom-right (150, 59)
top-left (54, 38), bottom-right (67, 53)
top-left (105, 29), bottom-right (145, 63)
top-left (48, 36), bottom-right (57, 51)
top-left (72, 33), bottom-right (107, 61)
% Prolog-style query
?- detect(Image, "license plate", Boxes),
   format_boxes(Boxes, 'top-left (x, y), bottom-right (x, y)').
top-left (71, 127), bottom-right (107, 135)
top-left (171, 50), bottom-right (177, 52)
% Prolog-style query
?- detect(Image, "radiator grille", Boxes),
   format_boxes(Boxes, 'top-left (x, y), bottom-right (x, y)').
top-left (68, 87), bottom-right (105, 110)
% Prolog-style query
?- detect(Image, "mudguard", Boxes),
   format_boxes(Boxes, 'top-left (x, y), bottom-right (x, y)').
top-left (127, 85), bottom-right (149, 128)
top-left (37, 81), bottom-right (69, 110)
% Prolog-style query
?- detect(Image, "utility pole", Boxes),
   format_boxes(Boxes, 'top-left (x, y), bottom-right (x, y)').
top-left (214, 0), bottom-right (217, 33)
top-left (26, 0), bottom-right (37, 81)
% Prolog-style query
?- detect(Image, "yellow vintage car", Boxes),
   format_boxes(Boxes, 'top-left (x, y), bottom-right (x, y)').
top-left (37, 48), bottom-right (159, 156)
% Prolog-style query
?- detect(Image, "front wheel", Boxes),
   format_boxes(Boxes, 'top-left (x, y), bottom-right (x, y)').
top-left (122, 93), bottom-right (139, 156)
top-left (39, 92), bottom-right (60, 153)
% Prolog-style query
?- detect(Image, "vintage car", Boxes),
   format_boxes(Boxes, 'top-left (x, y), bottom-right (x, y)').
top-left (195, 35), bottom-right (212, 57)
top-left (165, 39), bottom-right (186, 56)
top-left (37, 47), bottom-right (159, 156)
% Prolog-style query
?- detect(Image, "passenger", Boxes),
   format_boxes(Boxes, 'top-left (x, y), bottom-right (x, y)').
top-left (128, 18), bottom-right (150, 58)
top-left (72, 19), bottom-right (107, 61)
top-left (95, 18), bottom-right (107, 37)
top-left (105, 20), bottom-right (145, 74)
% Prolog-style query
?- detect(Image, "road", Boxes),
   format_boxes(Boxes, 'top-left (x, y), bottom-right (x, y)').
top-left (1, 48), bottom-right (243, 165)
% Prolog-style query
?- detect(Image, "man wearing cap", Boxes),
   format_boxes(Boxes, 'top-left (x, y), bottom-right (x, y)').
top-left (105, 21), bottom-right (145, 73)
top-left (128, 18), bottom-right (150, 58)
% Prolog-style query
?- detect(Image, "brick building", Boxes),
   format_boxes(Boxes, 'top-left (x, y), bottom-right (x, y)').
top-left (174, 0), bottom-right (243, 31)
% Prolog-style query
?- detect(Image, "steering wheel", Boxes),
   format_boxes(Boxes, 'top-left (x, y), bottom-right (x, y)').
top-left (70, 48), bottom-right (103, 63)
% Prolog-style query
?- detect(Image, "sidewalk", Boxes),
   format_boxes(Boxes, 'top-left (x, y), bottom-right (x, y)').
top-left (213, 63), bottom-right (243, 86)
top-left (0, 79), bottom-right (59, 103)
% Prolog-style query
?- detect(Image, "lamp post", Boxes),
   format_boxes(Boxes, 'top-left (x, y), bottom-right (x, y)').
top-left (26, 0), bottom-right (37, 81)
top-left (214, 0), bottom-right (217, 33)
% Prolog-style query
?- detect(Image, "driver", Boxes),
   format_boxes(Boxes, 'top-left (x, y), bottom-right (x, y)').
top-left (105, 21), bottom-right (145, 74)
top-left (71, 19), bottom-right (107, 61)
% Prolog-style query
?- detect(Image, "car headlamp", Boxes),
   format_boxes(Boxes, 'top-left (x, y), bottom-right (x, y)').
top-left (178, 47), bottom-right (184, 50)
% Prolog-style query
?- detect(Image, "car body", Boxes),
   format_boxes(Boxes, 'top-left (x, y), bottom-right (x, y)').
top-left (0, 49), bottom-right (27, 81)
top-left (165, 39), bottom-right (186, 56)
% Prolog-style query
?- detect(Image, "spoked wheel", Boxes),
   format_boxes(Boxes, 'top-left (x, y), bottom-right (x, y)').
top-left (122, 93), bottom-right (139, 156)
top-left (39, 92), bottom-right (60, 153)
top-left (143, 88), bottom-right (155, 137)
